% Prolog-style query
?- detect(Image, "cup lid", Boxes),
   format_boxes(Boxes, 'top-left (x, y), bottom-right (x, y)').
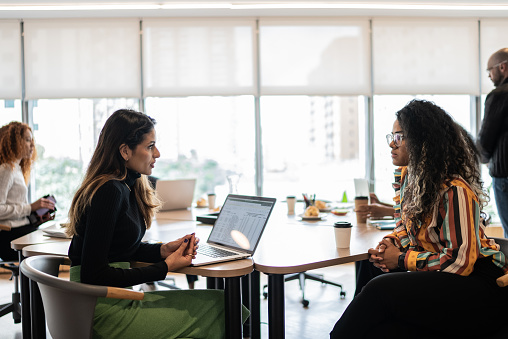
top-left (286, 196), bottom-right (296, 199)
top-left (334, 221), bottom-right (352, 228)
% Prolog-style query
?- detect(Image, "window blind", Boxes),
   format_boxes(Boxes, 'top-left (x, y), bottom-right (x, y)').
top-left (372, 18), bottom-right (479, 95)
top-left (0, 20), bottom-right (21, 100)
top-left (259, 18), bottom-right (371, 96)
top-left (23, 19), bottom-right (140, 99)
top-left (142, 18), bottom-right (255, 97)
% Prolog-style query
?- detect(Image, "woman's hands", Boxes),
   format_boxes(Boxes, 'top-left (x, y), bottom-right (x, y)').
top-left (368, 238), bottom-right (402, 272)
top-left (162, 233), bottom-right (200, 272)
top-left (30, 197), bottom-right (55, 212)
top-left (160, 234), bottom-right (199, 258)
top-left (354, 193), bottom-right (395, 219)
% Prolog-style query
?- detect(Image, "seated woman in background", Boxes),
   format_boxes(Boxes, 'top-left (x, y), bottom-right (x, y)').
top-left (65, 109), bottom-right (245, 339)
top-left (331, 100), bottom-right (508, 338)
top-left (0, 121), bottom-right (55, 261)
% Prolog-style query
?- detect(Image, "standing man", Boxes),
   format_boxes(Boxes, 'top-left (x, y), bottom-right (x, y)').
top-left (478, 48), bottom-right (508, 237)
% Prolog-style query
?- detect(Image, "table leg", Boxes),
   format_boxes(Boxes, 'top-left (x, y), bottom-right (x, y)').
top-left (241, 275), bottom-right (250, 338)
top-left (19, 252), bottom-right (31, 339)
top-left (225, 276), bottom-right (242, 339)
top-left (268, 274), bottom-right (285, 339)
top-left (249, 271), bottom-right (261, 339)
top-left (29, 278), bottom-right (46, 338)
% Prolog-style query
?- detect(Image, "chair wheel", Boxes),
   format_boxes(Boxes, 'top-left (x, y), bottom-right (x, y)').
top-left (302, 299), bottom-right (309, 307)
top-left (340, 291), bottom-right (346, 299)
top-left (263, 292), bottom-right (268, 299)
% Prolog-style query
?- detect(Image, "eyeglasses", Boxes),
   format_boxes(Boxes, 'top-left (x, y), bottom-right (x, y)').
top-left (486, 60), bottom-right (508, 73)
top-left (386, 132), bottom-right (404, 147)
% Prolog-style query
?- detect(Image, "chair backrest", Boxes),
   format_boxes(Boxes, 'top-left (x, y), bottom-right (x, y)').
top-left (20, 255), bottom-right (109, 339)
top-left (490, 237), bottom-right (508, 255)
top-left (489, 237), bottom-right (508, 288)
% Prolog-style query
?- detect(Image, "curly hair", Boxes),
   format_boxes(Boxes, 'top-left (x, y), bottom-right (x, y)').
top-left (0, 121), bottom-right (37, 184)
top-left (396, 100), bottom-right (486, 225)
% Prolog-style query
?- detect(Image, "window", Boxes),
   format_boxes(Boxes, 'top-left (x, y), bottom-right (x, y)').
top-left (0, 100), bottom-right (22, 126)
top-left (261, 95), bottom-right (366, 202)
top-left (145, 96), bottom-right (256, 203)
top-left (31, 98), bottom-right (139, 216)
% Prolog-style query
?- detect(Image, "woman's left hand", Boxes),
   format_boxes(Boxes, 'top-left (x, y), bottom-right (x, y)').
top-left (160, 233), bottom-right (199, 259)
top-left (376, 238), bottom-right (401, 272)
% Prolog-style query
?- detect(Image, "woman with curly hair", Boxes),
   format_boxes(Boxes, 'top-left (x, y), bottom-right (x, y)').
top-left (331, 100), bottom-right (508, 338)
top-left (0, 121), bottom-right (55, 260)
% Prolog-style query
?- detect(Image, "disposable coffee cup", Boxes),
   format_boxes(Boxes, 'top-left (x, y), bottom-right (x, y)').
top-left (287, 196), bottom-right (296, 215)
top-left (354, 196), bottom-right (369, 224)
top-left (334, 221), bottom-right (352, 248)
top-left (207, 193), bottom-right (216, 210)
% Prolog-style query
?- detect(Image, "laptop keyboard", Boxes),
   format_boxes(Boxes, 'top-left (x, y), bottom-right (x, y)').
top-left (198, 244), bottom-right (238, 258)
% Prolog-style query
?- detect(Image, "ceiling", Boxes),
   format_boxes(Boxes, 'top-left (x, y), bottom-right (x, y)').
top-left (1, 1), bottom-right (508, 19)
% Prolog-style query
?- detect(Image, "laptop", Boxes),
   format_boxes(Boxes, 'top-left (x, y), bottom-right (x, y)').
top-left (155, 179), bottom-right (196, 211)
top-left (192, 194), bottom-right (276, 266)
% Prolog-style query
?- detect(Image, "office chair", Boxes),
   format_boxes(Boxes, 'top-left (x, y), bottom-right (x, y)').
top-left (263, 271), bottom-right (346, 307)
top-left (0, 261), bottom-right (21, 323)
top-left (20, 255), bottom-right (144, 339)
top-left (0, 224), bottom-right (21, 323)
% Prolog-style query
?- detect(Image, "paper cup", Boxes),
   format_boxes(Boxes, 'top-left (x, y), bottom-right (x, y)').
top-left (287, 196), bottom-right (296, 215)
top-left (354, 196), bottom-right (369, 224)
top-left (207, 193), bottom-right (216, 210)
top-left (334, 222), bottom-right (352, 248)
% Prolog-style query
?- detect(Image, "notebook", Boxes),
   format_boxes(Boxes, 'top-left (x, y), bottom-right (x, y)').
top-left (192, 194), bottom-right (276, 267)
top-left (367, 219), bottom-right (396, 230)
top-left (155, 179), bottom-right (196, 211)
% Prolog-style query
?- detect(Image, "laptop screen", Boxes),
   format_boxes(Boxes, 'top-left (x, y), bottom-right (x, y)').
top-left (208, 195), bottom-right (276, 254)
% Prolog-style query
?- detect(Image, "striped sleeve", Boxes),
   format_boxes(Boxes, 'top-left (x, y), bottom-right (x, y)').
top-left (403, 184), bottom-right (479, 275)
top-left (385, 166), bottom-right (410, 249)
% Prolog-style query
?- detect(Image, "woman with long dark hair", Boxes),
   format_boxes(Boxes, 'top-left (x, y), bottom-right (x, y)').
top-left (331, 100), bottom-right (508, 338)
top-left (66, 109), bottom-right (242, 338)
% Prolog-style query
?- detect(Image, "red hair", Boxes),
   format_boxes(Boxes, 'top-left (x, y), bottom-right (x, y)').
top-left (0, 121), bottom-right (37, 184)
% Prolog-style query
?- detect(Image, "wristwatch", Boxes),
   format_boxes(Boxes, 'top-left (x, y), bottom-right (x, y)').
top-left (397, 253), bottom-right (406, 271)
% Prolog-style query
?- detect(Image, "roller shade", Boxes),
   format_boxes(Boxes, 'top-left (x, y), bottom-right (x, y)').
top-left (23, 18), bottom-right (140, 99)
top-left (372, 18), bottom-right (479, 95)
top-left (0, 20), bottom-right (21, 100)
top-left (259, 18), bottom-right (371, 96)
top-left (142, 18), bottom-right (255, 97)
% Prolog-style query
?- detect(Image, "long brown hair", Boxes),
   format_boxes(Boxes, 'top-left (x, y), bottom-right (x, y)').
top-left (66, 109), bottom-right (160, 236)
top-left (0, 121), bottom-right (37, 184)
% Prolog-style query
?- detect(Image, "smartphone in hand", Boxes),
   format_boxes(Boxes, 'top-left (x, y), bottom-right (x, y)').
top-left (35, 195), bottom-right (57, 216)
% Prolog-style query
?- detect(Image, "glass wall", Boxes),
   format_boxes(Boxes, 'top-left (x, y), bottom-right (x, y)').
top-left (31, 98), bottom-right (139, 216)
top-left (0, 100), bottom-right (22, 126)
top-left (1, 16), bottom-right (505, 225)
top-left (261, 95), bottom-right (366, 202)
top-left (145, 96), bottom-right (256, 203)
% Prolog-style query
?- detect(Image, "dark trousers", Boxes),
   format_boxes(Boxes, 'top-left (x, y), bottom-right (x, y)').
top-left (332, 258), bottom-right (508, 339)
top-left (0, 224), bottom-right (38, 261)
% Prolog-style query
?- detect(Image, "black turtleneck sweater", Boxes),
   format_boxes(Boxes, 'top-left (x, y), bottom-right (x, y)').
top-left (68, 169), bottom-right (168, 287)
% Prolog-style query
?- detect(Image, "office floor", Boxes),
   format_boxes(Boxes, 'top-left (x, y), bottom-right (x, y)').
top-left (0, 263), bottom-right (356, 339)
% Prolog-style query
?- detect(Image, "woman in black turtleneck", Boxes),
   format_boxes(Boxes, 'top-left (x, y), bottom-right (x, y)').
top-left (66, 109), bottom-right (239, 338)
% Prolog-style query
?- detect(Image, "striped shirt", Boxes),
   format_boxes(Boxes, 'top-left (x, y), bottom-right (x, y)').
top-left (384, 166), bottom-right (508, 275)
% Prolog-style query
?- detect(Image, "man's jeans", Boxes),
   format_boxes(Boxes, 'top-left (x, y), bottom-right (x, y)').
top-left (493, 177), bottom-right (508, 237)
